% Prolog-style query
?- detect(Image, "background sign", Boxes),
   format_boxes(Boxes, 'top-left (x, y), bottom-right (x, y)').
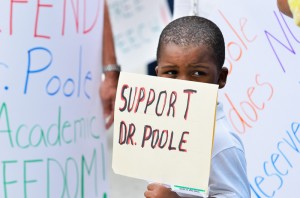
top-left (107, 0), bottom-right (171, 74)
top-left (112, 72), bottom-right (218, 193)
top-left (0, 1), bottom-right (108, 197)
top-left (173, 1), bottom-right (300, 197)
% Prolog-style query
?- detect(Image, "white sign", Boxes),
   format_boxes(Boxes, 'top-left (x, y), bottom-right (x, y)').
top-left (208, 1), bottom-right (300, 197)
top-left (0, 1), bottom-right (108, 197)
top-left (107, 0), bottom-right (171, 74)
top-left (113, 72), bottom-right (219, 195)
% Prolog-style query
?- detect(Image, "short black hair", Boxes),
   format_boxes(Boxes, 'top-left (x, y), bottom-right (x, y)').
top-left (157, 16), bottom-right (225, 69)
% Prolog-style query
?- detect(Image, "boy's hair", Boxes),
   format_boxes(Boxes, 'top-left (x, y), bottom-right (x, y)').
top-left (157, 16), bottom-right (225, 69)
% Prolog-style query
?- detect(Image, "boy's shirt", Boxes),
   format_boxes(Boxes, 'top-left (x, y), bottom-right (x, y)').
top-left (176, 103), bottom-right (250, 198)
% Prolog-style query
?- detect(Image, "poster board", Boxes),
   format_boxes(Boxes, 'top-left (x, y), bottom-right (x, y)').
top-left (112, 72), bottom-right (219, 195)
top-left (173, 1), bottom-right (300, 197)
top-left (0, 1), bottom-right (108, 197)
top-left (107, 0), bottom-right (171, 74)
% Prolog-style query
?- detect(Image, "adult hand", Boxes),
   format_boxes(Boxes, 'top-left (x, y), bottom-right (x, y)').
top-left (100, 72), bottom-right (119, 129)
top-left (144, 183), bottom-right (180, 198)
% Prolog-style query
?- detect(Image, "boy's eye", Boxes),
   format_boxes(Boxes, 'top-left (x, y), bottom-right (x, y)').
top-left (165, 70), bottom-right (177, 75)
top-left (193, 71), bottom-right (205, 76)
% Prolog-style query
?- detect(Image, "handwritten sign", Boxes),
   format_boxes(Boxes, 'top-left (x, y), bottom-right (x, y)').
top-left (107, 0), bottom-right (171, 74)
top-left (112, 72), bottom-right (218, 193)
top-left (170, 1), bottom-right (300, 197)
top-left (0, 1), bottom-right (108, 197)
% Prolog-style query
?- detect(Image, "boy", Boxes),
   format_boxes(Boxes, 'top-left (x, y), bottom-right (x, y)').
top-left (144, 16), bottom-right (250, 198)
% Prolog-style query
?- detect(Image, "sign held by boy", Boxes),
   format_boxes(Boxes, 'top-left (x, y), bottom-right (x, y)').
top-left (113, 71), bottom-right (219, 196)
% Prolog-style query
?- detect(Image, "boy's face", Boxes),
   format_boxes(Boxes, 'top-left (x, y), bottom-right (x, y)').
top-left (156, 44), bottom-right (228, 89)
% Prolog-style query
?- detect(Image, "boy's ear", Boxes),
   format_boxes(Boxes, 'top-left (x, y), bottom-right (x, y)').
top-left (155, 66), bottom-right (158, 75)
top-left (218, 67), bottom-right (228, 89)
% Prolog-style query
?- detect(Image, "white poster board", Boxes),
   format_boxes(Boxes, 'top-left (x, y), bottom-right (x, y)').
top-left (107, 0), bottom-right (171, 74)
top-left (0, 1), bottom-right (108, 197)
top-left (112, 72), bottom-right (218, 195)
top-left (173, 1), bottom-right (300, 197)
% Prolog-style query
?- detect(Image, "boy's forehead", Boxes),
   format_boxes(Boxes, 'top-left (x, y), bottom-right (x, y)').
top-left (158, 43), bottom-right (218, 67)
top-left (160, 43), bottom-right (211, 56)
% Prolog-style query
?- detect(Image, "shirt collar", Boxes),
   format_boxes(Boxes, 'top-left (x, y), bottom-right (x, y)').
top-left (216, 102), bottom-right (225, 121)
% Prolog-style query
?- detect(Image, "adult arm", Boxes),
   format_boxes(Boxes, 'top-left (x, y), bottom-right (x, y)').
top-left (100, 0), bottom-right (120, 129)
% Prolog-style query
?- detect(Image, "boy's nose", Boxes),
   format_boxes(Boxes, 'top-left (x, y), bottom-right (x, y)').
top-left (177, 75), bottom-right (189, 81)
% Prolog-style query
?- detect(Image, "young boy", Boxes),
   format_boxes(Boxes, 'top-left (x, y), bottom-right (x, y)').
top-left (144, 16), bottom-right (250, 198)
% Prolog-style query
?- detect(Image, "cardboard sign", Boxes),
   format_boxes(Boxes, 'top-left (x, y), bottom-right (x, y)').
top-left (112, 72), bottom-right (219, 194)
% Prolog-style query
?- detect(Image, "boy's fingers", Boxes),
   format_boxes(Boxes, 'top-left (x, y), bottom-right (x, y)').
top-left (147, 183), bottom-right (162, 190)
top-left (144, 190), bottom-right (152, 197)
top-left (147, 183), bottom-right (157, 190)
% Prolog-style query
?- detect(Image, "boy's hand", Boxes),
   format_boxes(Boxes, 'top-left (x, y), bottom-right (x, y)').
top-left (144, 183), bottom-right (180, 198)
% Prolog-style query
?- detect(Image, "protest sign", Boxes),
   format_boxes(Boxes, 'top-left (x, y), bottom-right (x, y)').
top-left (112, 72), bottom-right (218, 194)
top-left (0, 1), bottom-right (107, 197)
